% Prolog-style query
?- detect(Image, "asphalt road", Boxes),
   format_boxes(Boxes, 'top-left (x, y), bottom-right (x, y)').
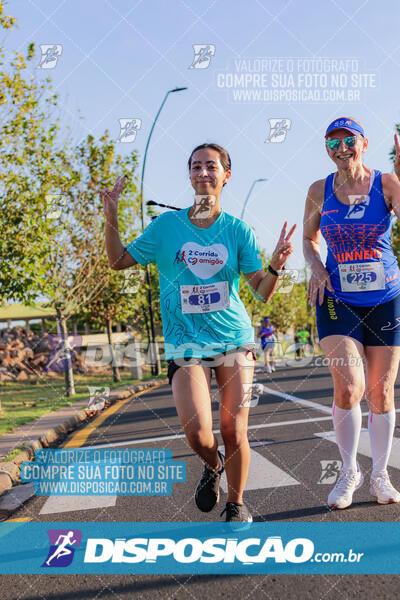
top-left (4, 360), bottom-right (400, 599)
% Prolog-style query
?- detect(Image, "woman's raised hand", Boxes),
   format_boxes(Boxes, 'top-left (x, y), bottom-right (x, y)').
top-left (270, 221), bottom-right (297, 270)
top-left (100, 176), bottom-right (127, 219)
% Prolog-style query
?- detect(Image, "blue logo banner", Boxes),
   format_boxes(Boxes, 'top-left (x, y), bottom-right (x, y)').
top-left (0, 522), bottom-right (399, 574)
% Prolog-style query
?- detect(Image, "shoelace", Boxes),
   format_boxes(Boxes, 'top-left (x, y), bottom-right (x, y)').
top-left (335, 470), bottom-right (358, 491)
top-left (372, 472), bottom-right (392, 490)
top-left (220, 503), bottom-right (240, 519)
top-left (199, 466), bottom-right (219, 488)
top-left (198, 453), bottom-right (224, 491)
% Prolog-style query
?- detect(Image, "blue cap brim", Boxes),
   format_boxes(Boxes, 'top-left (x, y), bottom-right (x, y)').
top-left (325, 118), bottom-right (365, 137)
top-left (325, 127), bottom-right (363, 138)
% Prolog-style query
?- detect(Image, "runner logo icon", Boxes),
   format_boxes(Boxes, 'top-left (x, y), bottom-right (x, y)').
top-left (117, 118), bottom-right (142, 143)
top-left (42, 529), bottom-right (82, 567)
top-left (38, 44), bottom-right (62, 69)
top-left (189, 44), bottom-right (216, 69)
top-left (344, 195), bottom-right (370, 219)
top-left (381, 317), bottom-right (400, 331)
top-left (174, 250), bottom-right (188, 265)
top-left (317, 460), bottom-right (342, 484)
top-left (265, 118), bottom-right (291, 143)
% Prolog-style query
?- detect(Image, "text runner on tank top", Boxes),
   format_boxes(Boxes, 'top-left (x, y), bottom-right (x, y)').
top-left (320, 169), bottom-right (400, 307)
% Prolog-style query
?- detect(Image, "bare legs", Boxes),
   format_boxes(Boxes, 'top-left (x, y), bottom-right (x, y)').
top-left (172, 350), bottom-right (254, 505)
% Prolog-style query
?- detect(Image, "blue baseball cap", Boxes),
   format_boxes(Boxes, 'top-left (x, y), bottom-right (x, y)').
top-left (263, 317), bottom-right (270, 322)
top-left (325, 117), bottom-right (365, 138)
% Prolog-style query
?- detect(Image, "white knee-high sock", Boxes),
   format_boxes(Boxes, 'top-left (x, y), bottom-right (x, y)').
top-left (368, 408), bottom-right (396, 474)
top-left (332, 403), bottom-right (362, 471)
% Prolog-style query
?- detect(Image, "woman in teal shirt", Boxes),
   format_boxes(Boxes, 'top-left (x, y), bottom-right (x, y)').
top-left (103, 143), bottom-right (295, 523)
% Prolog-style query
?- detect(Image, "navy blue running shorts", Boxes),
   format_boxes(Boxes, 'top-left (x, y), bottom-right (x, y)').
top-left (316, 293), bottom-right (400, 346)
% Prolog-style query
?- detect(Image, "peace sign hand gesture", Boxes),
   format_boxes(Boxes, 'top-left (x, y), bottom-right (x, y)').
top-left (270, 221), bottom-right (297, 271)
top-left (394, 133), bottom-right (400, 182)
top-left (100, 176), bottom-right (127, 220)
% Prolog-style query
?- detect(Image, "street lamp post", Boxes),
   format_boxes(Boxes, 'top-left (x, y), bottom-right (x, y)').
top-left (240, 178), bottom-right (267, 220)
top-left (146, 200), bottom-right (180, 214)
top-left (140, 87), bottom-right (188, 375)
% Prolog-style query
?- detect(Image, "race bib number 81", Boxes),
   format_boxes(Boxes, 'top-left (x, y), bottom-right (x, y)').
top-left (339, 261), bottom-right (385, 292)
top-left (180, 282), bottom-right (230, 314)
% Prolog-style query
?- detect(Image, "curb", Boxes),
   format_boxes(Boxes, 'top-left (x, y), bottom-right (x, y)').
top-left (0, 377), bottom-right (168, 518)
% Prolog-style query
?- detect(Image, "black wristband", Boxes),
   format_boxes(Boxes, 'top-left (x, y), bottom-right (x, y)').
top-left (268, 264), bottom-right (284, 276)
top-left (268, 265), bottom-right (285, 277)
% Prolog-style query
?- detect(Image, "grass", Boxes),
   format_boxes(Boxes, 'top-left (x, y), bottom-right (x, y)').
top-left (0, 368), bottom-right (167, 437)
top-left (4, 446), bottom-right (27, 461)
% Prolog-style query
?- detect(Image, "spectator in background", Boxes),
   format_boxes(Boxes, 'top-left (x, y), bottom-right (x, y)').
top-left (295, 326), bottom-right (310, 359)
top-left (257, 317), bottom-right (275, 374)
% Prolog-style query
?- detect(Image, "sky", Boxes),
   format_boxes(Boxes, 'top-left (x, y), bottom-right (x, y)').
top-left (5, 0), bottom-right (400, 274)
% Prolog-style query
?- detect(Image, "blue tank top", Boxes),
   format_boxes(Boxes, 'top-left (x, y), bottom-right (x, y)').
top-left (320, 170), bottom-right (400, 306)
top-left (260, 325), bottom-right (274, 346)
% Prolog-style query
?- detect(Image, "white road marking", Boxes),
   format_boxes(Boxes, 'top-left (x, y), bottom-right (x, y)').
top-left (80, 433), bottom-right (187, 448)
top-left (314, 430), bottom-right (400, 470)
top-left (76, 416), bottom-right (333, 450)
top-left (248, 416), bottom-right (332, 431)
top-left (77, 412), bottom-right (389, 449)
top-left (249, 440), bottom-right (273, 447)
top-left (218, 446), bottom-right (299, 491)
top-left (39, 494), bottom-right (116, 515)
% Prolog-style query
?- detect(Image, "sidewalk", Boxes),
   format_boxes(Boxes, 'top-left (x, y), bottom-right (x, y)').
top-left (0, 379), bottom-right (168, 460)
top-left (0, 396), bottom-right (91, 460)
top-left (0, 378), bottom-right (168, 519)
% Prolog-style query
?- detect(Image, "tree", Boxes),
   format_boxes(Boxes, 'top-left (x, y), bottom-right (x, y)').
top-left (70, 133), bottom-right (162, 382)
top-left (0, 2), bottom-right (157, 395)
top-left (0, 7), bottom-right (62, 303)
top-left (239, 250), bottom-right (311, 336)
top-left (37, 133), bottom-right (140, 395)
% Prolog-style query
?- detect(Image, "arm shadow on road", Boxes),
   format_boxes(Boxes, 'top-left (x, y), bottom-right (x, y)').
top-left (254, 505), bottom-right (331, 520)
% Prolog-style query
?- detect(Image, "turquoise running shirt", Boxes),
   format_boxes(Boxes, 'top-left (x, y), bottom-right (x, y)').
top-left (126, 207), bottom-right (263, 360)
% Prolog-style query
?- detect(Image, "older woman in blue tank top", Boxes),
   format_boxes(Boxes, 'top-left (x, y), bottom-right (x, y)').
top-left (303, 118), bottom-right (400, 510)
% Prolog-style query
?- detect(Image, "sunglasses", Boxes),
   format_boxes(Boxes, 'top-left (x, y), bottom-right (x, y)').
top-left (325, 136), bottom-right (359, 150)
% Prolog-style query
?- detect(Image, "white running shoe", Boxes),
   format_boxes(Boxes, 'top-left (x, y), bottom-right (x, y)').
top-left (271, 366), bottom-right (276, 372)
top-left (265, 365), bottom-right (272, 374)
top-left (370, 471), bottom-right (400, 504)
top-left (328, 466), bottom-right (364, 509)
